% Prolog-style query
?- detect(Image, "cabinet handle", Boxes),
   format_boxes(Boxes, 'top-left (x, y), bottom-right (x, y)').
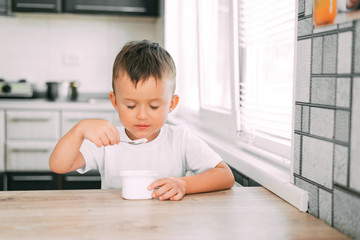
top-left (11, 149), bottom-right (49, 153)
top-left (65, 176), bottom-right (101, 182)
top-left (10, 118), bottom-right (50, 122)
top-left (16, 3), bottom-right (56, 9)
top-left (66, 118), bottom-right (85, 122)
top-left (12, 175), bottom-right (53, 181)
top-left (75, 5), bottom-right (146, 13)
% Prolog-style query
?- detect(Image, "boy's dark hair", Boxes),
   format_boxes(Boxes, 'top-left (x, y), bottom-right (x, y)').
top-left (112, 40), bottom-right (176, 93)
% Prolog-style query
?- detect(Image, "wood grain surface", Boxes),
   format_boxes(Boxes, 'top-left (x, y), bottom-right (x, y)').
top-left (0, 187), bottom-right (351, 240)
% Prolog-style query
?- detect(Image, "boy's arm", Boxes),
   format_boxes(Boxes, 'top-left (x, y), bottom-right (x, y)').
top-left (49, 122), bottom-right (86, 174)
top-left (182, 161), bottom-right (235, 194)
top-left (49, 119), bottom-right (120, 174)
top-left (149, 161), bottom-right (234, 201)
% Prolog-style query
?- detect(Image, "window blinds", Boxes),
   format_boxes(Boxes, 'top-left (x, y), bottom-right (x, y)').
top-left (238, 0), bottom-right (296, 156)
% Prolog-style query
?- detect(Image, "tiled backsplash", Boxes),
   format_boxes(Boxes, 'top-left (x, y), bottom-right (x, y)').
top-left (295, 0), bottom-right (360, 238)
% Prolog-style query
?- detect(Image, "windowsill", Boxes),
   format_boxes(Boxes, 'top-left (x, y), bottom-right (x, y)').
top-left (168, 115), bottom-right (309, 212)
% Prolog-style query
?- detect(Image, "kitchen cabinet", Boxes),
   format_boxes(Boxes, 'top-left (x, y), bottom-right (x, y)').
top-left (6, 171), bottom-right (101, 190)
top-left (6, 172), bottom-right (59, 190)
top-left (61, 111), bottom-right (116, 136)
top-left (6, 110), bottom-right (60, 140)
top-left (62, 170), bottom-right (101, 189)
top-left (5, 110), bottom-right (59, 172)
top-left (0, 173), bottom-right (4, 190)
top-left (63, 0), bottom-right (159, 17)
top-left (0, 110), bottom-right (4, 172)
top-left (6, 141), bottom-right (56, 171)
top-left (0, 0), bottom-right (9, 15)
top-left (0, 100), bottom-right (118, 190)
top-left (12, 0), bottom-right (62, 13)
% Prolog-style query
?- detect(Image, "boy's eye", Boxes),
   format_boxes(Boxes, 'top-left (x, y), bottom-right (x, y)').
top-left (127, 105), bottom-right (136, 109)
top-left (150, 106), bottom-right (159, 110)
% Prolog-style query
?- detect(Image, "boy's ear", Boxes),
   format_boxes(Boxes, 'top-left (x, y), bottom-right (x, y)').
top-left (109, 92), bottom-right (118, 110)
top-left (169, 94), bottom-right (179, 113)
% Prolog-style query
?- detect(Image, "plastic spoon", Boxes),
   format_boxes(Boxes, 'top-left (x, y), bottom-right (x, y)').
top-left (120, 138), bottom-right (148, 145)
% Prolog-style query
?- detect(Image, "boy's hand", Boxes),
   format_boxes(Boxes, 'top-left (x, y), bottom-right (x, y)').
top-left (148, 177), bottom-right (187, 201)
top-left (77, 119), bottom-right (120, 147)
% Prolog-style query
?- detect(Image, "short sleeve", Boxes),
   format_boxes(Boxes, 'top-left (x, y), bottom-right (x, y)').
top-left (77, 139), bottom-right (104, 174)
top-left (183, 128), bottom-right (223, 174)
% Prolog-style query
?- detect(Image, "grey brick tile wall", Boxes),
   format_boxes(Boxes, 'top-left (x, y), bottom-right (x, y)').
top-left (355, 22), bottom-right (360, 73)
top-left (312, 37), bottom-right (323, 73)
top-left (333, 186), bottom-right (360, 239)
top-left (298, 18), bottom-right (313, 37)
top-left (302, 136), bottom-right (333, 189)
top-left (350, 77), bottom-right (360, 193)
top-left (337, 32), bottom-right (352, 74)
top-left (302, 105), bottom-right (310, 132)
top-left (295, 105), bottom-right (302, 131)
top-left (295, 2), bottom-right (360, 237)
top-left (311, 77), bottom-right (335, 105)
top-left (322, 34), bottom-right (337, 74)
top-left (298, 0), bottom-right (305, 16)
top-left (309, 107), bottom-right (334, 139)
top-left (304, 0), bottom-right (313, 16)
top-left (334, 144), bottom-right (348, 186)
top-left (293, 134), bottom-right (301, 175)
top-left (319, 188), bottom-right (332, 225)
top-left (335, 110), bottom-right (349, 142)
top-left (295, 177), bottom-right (319, 216)
top-left (296, 39), bottom-right (311, 102)
top-left (336, 78), bottom-right (351, 108)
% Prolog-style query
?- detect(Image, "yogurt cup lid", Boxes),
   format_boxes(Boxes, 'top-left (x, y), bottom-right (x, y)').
top-left (119, 170), bottom-right (158, 177)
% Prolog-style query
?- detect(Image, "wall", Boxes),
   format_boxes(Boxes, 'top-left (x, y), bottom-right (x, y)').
top-left (295, 0), bottom-right (360, 239)
top-left (0, 12), bottom-right (163, 93)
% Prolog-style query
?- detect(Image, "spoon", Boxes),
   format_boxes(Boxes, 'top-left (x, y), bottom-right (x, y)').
top-left (120, 138), bottom-right (148, 145)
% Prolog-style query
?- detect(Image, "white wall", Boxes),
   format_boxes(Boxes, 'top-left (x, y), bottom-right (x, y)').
top-left (0, 13), bottom-right (163, 93)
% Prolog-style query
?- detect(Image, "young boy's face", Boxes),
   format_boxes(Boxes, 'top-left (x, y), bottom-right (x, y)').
top-left (110, 73), bottom-right (179, 142)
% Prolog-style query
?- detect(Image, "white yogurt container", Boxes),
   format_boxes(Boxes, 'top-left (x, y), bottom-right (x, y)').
top-left (120, 170), bottom-right (158, 200)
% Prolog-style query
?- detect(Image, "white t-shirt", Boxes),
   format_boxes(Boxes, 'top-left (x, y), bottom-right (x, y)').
top-left (78, 124), bottom-right (223, 189)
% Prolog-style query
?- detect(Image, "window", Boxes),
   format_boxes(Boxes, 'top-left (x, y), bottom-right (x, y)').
top-left (165, 0), bottom-right (296, 168)
top-left (238, 0), bottom-right (296, 165)
top-left (197, 0), bottom-right (239, 138)
top-left (197, 0), bottom-right (232, 110)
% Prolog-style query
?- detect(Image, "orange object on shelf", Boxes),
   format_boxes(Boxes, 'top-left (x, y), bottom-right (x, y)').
top-left (314, 0), bottom-right (337, 26)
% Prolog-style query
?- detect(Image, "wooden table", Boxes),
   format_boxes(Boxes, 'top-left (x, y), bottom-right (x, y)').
top-left (0, 187), bottom-right (351, 240)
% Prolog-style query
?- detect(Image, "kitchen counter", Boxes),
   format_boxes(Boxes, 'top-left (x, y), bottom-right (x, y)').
top-left (0, 187), bottom-right (351, 240)
top-left (0, 98), bottom-right (114, 111)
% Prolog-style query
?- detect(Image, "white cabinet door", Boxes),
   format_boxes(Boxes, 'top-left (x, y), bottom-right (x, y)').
top-left (6, 141), bottom-right (57, 171)
top-left (0, 110), bottom-right (5, 171)
top-left (61, 111), bottom-right (118, 136)
top-left (6, 110), bottom-right (60, 140)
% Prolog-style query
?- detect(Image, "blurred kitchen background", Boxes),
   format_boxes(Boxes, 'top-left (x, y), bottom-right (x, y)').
top-left (1, 0), bottom-right (360, 239)
top-left (0, 0), bottom-right (163, 95)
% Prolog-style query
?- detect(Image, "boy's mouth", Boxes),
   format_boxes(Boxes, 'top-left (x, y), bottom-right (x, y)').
top-left (135, 125), bottom-right (150, 130)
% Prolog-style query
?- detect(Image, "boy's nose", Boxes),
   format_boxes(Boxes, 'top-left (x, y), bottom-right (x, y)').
top-left (136, 107), bottom-right (148, 119)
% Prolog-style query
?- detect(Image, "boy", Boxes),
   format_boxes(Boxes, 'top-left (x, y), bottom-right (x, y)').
top-left (49, 40), bottom-right (234, 201)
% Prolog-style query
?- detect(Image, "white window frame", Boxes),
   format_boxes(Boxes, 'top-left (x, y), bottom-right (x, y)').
top-left (196, 0), bottom-right (240, 140)
top-left (164, 0), bottom-right (308, 212)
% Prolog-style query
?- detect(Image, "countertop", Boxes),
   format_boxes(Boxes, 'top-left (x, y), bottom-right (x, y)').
top-left (0, 187), bottom-right (351, 240)
top-left (0, 97), bottom-right (114, 111)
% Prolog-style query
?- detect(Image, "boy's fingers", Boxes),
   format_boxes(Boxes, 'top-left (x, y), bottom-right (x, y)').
top-left (148, 178), bottom-right (166, 190)
top-left (152, 185), bottom-right (171, 199)
top-left (110, 127), bottom-right (120, 144)
top-left (105, 130), bottom-right (117, 145)
top-left (99, 134), bottom-right (109, 146)
top-left (158, 188), bottom-right (177, 201)
top-left (170, 192), bottom-right (183, 201)
top-left (92, 137), bottom-right (103, 148)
